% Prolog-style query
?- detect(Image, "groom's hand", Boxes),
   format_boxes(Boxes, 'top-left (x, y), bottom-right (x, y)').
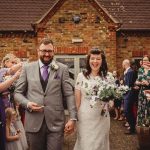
top-left (64, 120), bottom-right (76, 134)
top-left (27, 102), bottom-right (44, 112)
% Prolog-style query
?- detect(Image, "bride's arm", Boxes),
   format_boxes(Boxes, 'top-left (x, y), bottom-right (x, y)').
top-left (75, 89), bottom-right (81, 110)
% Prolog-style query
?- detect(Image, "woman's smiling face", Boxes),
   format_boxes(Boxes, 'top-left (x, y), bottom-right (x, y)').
top-left (89, 54), bottom-right (102, 72)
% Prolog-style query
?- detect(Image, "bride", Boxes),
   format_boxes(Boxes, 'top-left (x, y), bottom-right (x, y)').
top-left (74, 48), bottom-right (110, 150)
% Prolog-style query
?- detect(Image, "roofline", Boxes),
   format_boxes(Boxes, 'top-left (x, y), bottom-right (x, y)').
top-left (35, 0), bottom-right (64, 24)
top-left (1, 28), bottom-right (149, 33)
top-left (94, 0), bottom-right (120, 24)
top-left (35, 0), bottom-right (120, 26)
top-left (1, 28), bottom-right (150, 33)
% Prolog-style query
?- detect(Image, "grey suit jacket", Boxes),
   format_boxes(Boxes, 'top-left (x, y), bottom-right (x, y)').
top-left (14, 61), bottom-right (77, 132)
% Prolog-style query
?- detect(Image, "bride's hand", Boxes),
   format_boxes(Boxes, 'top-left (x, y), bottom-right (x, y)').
top-left (109, 100), bottom-right (114, 108)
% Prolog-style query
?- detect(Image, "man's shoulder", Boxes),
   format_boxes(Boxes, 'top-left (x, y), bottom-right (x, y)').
top-left (56, 61), bottom-right (67, 69)
top-left (127, 68), bottom-right (134, 73)
top-left (24, 61), bottom-right (38, 67)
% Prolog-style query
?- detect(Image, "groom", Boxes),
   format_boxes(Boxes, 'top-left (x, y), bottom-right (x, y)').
top-left (14, 38), bottom-right (77, 150)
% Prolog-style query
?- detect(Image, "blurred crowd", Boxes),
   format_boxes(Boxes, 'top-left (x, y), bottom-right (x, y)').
top-left (112, 55), bottom-right (150, 136)
top-left (0, 53), bottom-right (28, 150)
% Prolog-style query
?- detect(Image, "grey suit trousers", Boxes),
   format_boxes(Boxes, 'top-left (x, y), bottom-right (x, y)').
top-left (26, 119), bottom-right (64, 150)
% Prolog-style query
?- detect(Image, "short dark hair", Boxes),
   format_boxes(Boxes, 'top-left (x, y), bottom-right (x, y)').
top-left (38, 38), bottom-right (53, 47)
top-left (83, 48), bottom-right (108, 78)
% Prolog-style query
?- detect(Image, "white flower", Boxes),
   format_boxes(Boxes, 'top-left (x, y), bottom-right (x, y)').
top-left (86, 75), bottom-right (116, 104)
top-left (107, 72), bottom-right (115, 80)
top-left (51, 61), bottom-right (59, 71)
top-left (89, 96), bottom-right (99, 107)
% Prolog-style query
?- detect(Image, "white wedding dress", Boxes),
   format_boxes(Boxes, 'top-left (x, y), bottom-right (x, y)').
top-left (74, 72), bottom-right (110, 150)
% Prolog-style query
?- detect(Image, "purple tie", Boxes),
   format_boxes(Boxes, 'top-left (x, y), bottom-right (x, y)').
top-left (42, 65), bottom-right (49, 81)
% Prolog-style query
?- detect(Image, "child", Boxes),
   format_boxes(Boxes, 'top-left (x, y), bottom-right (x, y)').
top-left (5, 107), bottom-right (23, 150)
top-left (14, 104), bottom-right (28, 150)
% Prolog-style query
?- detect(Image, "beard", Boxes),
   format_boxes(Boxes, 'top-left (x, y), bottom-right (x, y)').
top-left (40, 56), bottom-right (53, 65)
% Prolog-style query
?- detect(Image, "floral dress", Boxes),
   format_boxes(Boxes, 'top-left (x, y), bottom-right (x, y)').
top-left (137, 67), bottom-right (150, 126)
top-left (74, 72), bottom-right (110, 150)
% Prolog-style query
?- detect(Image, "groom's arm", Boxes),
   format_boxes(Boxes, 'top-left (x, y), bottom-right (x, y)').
top-left (61, 66), bottom-right (77, 120)
top-left (61, 65), bottom-right (77, 134)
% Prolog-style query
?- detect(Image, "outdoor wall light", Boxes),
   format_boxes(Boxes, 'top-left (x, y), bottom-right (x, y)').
top-left (72, 15), bottom-right (81, 24)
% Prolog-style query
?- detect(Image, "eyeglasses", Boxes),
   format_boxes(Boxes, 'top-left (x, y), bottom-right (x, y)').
top-left (39, 49), bottom-right (54, 54)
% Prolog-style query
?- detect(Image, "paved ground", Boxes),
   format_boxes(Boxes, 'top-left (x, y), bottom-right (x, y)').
top-left (63, 116), bottom-right (139, 150)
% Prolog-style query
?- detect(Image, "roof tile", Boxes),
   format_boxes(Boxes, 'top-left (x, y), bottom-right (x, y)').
top-left (0, 0), bottom-right (150, 31)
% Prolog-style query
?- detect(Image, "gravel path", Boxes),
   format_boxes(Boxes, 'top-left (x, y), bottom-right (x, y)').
top-left (63, 117), bottom-right (139, 150)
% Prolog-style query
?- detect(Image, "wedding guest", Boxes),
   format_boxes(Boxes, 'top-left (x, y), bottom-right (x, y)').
top-left (122, 59), bottom-right (138, 135)
top-left (0, 62), bottom-right (22, 150)
top-left (5, 107), bottom-right (23, 150)
top-left (74, 48), bottom-right (110, 150)
top-left (14, 104), bottom-right (28, 150)
top-left (1, 54), bottom-right (25, 123)
top-left (136, 56), bottom-right (150, 127)
top-left (0, 53), bottom-right (22, 108)
top-left (130, 61), bottom-right (139, 123)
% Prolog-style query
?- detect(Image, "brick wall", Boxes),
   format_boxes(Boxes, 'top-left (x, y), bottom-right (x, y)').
top-left (0, 34), bottom-right (37, 62)
top-left (0, 0), bottom-right (149, 73)
top-left (116, 32), bottom-right (150, 74)
top-left (37, 0), bottom-right (117, 71)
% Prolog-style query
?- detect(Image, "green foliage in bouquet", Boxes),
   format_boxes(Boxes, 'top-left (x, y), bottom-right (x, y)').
top-left (98, 85), bottom-right (116, 102)
top-left (85, 72), bottom-right (129, 107)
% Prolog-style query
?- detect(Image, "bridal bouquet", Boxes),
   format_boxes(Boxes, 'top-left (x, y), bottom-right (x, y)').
top-left (85, 73), bottom-right (116, 116)
top-left (86, 72), bottom-right (129, 116)
top-left (86, 73), bottom-right (116, 105)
